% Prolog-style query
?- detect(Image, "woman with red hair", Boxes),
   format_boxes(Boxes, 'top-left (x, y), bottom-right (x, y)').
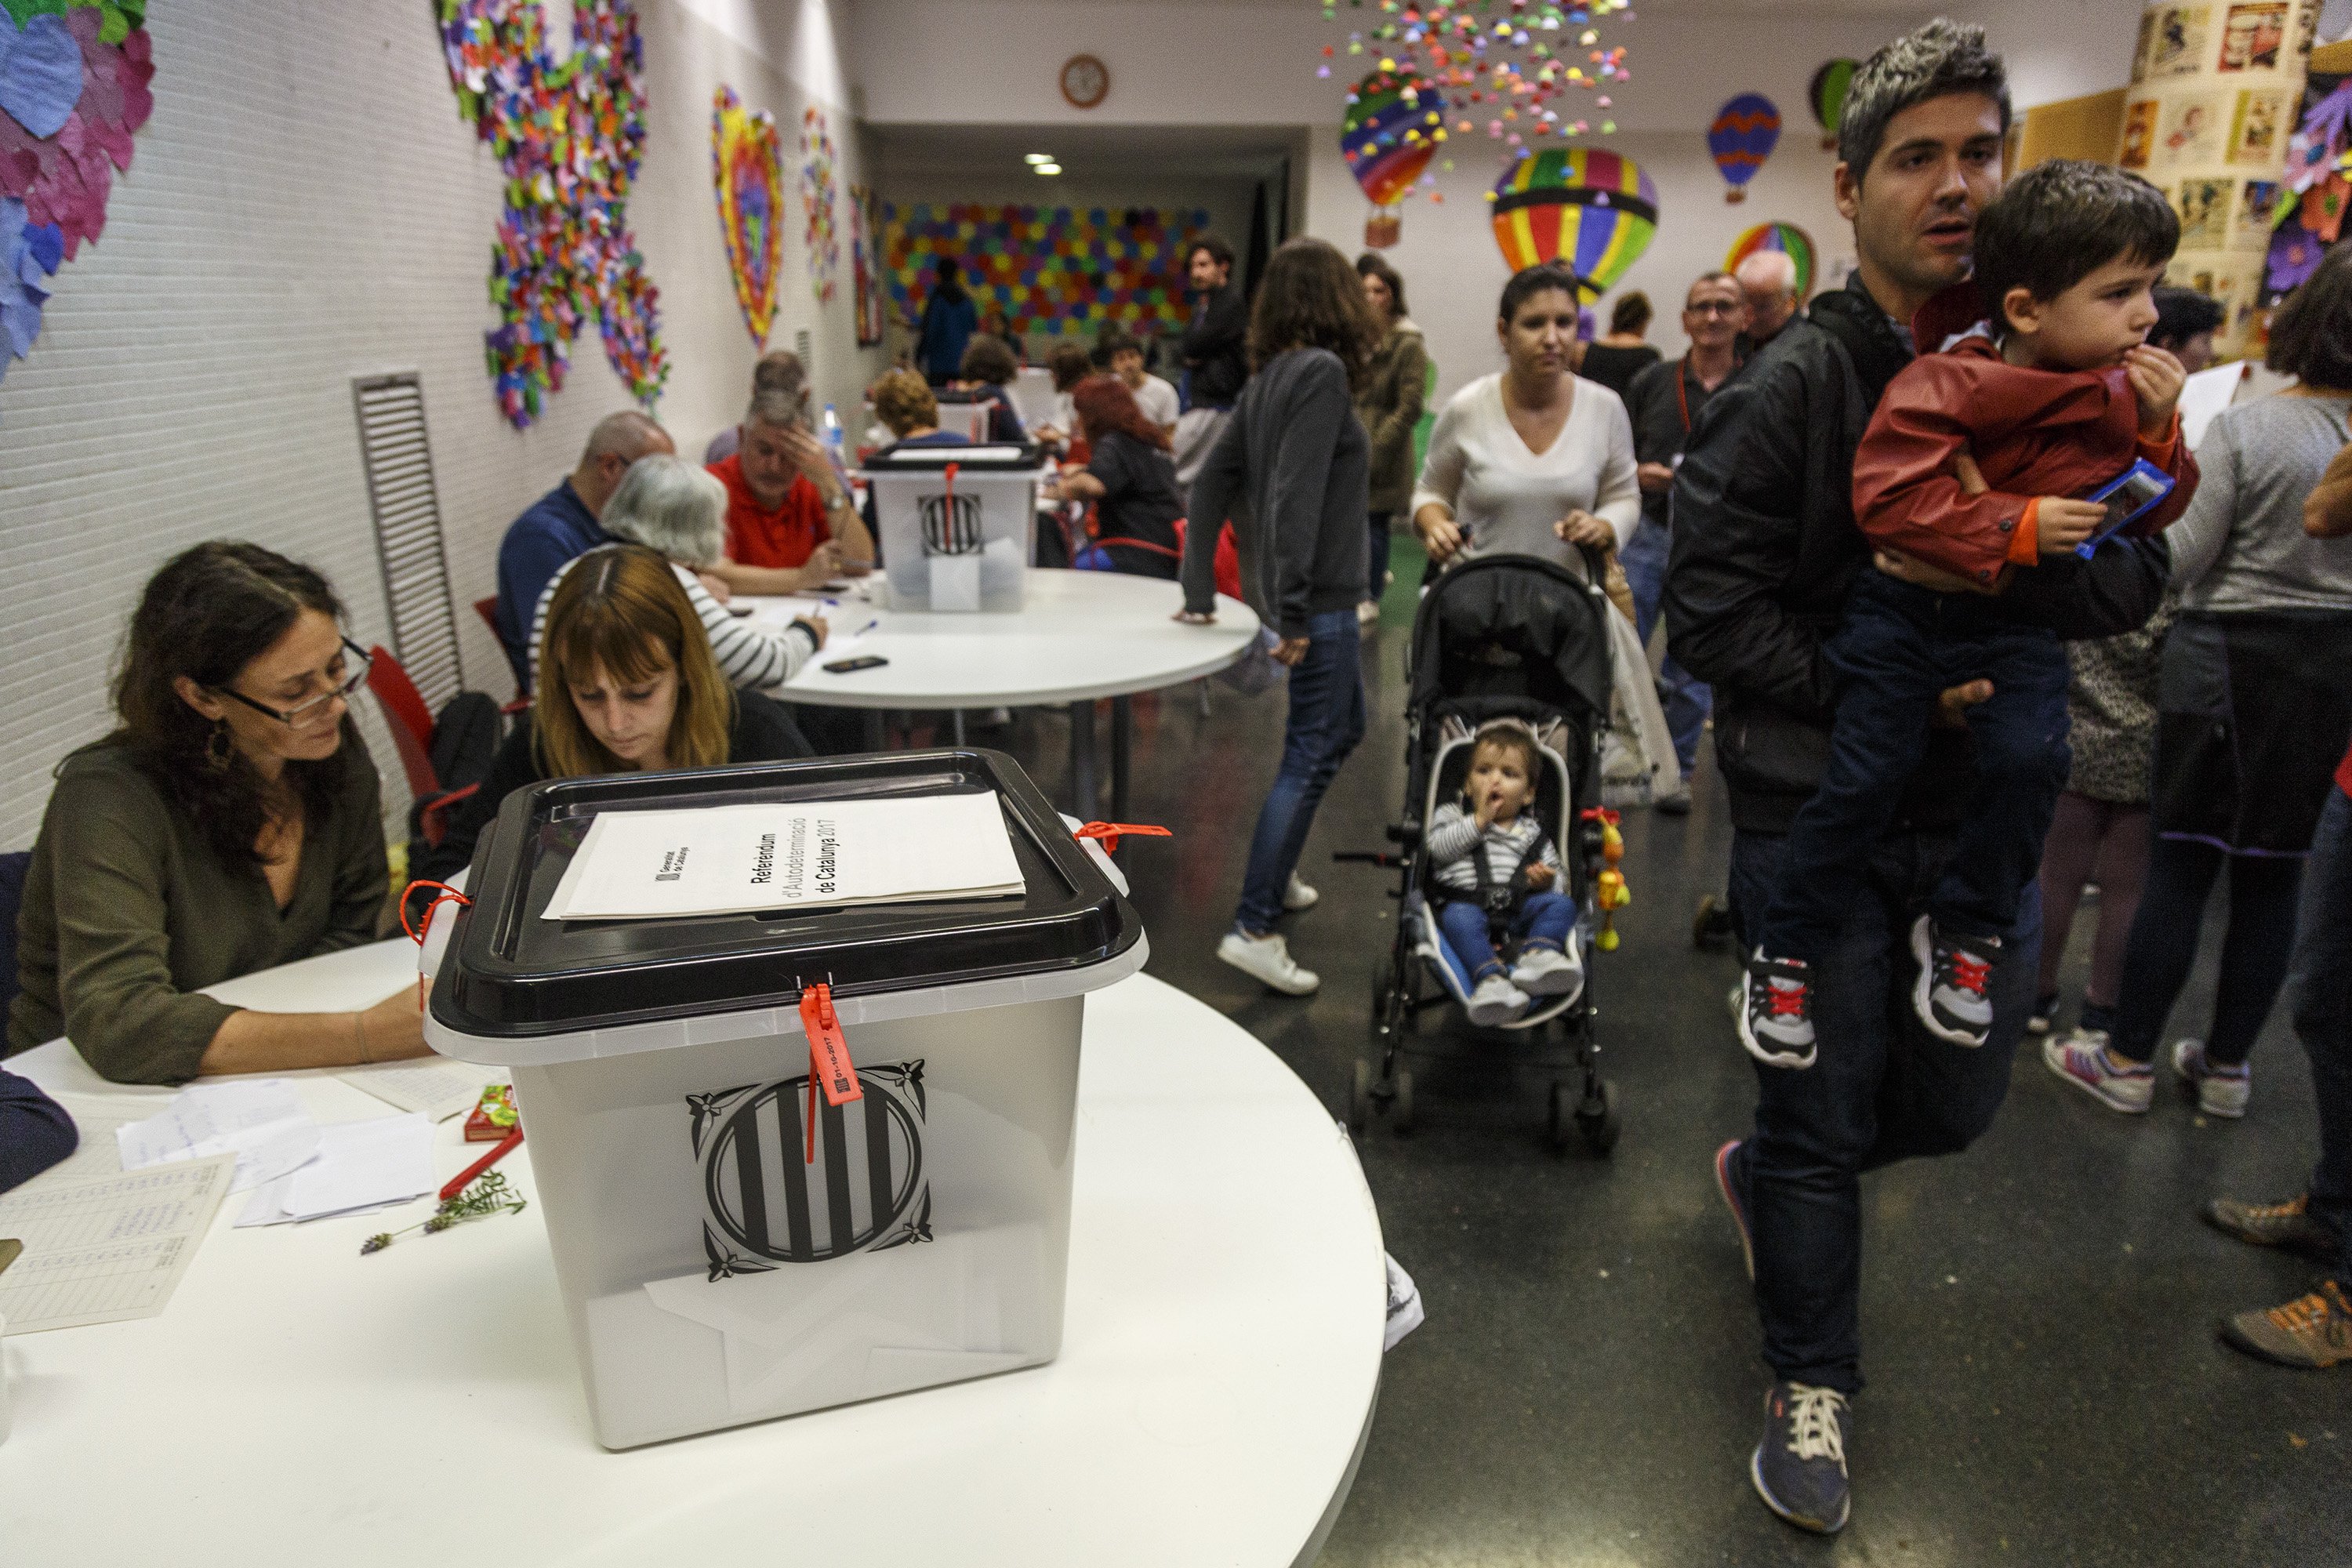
top-left (1043, 373), bottom-right (1185, 579)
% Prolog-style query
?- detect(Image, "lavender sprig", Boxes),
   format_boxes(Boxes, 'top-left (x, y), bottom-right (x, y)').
top-left (360, 1171), bottom-right (528, 1256)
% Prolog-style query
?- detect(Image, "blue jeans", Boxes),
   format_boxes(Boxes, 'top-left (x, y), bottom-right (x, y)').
top-left (1618, 517), bottom-right (1711, 779)
top-left (2290, 786), bottom-right (2352, 1288)
top-left (1437, 891), bottom-right (1574, 980)
top-left (1755, 571), bottom-right (2071, 964)
top-left (1234, 610), bottom-right (1368, 934)
top-left (1727, 826), bottom-right (2037, 1393)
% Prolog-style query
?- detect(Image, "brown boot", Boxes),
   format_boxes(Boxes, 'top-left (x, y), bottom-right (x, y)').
top-left (2220, 1280), bottom-right (2352, 1369)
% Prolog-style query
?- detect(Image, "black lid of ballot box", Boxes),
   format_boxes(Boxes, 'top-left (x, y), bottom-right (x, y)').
top-left (429, 749), bottom-right (1139, 1036)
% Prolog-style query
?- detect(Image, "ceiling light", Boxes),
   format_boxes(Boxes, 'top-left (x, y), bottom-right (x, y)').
top-left (1024, 153), bottom-right (1052, 164)
top-left (1035, 162), bottom-right (1062, 175)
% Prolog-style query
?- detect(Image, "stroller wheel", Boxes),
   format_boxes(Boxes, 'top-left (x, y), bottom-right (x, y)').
top-left (1348, 1058), bottom-right (1374, 1134)
top-left (1692, 894), bottom-right (1734, 950)
top-left (1391, 1069), bottom-right (1416, 1135)
top-left (1577, 1078), bottom-right (1623, 1155)
top-left (1546, 1081), bottom-right (1574, 1152)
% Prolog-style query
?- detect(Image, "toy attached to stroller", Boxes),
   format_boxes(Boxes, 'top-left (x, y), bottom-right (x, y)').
top-left (1339, 554), bottom-right (1628, 1152)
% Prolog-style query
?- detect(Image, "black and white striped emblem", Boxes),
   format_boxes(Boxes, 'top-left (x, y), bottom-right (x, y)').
top-left (688, 1062), bottom-right (931, 1279)
top-left (918, 492), bottom-right (983, 556)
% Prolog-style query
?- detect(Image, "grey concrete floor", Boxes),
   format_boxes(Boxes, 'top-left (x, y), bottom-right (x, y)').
top-left (980, 557), bottom-right (2349, 1567)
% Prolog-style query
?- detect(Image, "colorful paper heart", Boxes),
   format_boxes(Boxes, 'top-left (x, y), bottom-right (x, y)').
top-left (710, 86), bottom-right (781, 346)
top-left (0, 12), bottom-right (83, 138)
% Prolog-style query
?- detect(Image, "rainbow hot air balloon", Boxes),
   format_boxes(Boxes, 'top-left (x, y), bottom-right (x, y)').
top-left (1342, 67), bottom-right (1443, 248)
top-left (1489, 147), bottom-right (1660, 300)
top-left (1726, 221), bottom-right (1816, 299)
top-left (1809, 60), bottom-right (1857, 151)
top-left (1708, 93), bottom-right (1782, 204)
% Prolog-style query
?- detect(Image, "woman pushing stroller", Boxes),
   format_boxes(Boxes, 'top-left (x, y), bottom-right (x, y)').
top-left (1427, 722), bottom-right (1585, 1025)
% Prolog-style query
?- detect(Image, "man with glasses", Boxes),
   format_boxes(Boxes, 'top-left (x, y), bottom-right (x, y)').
top-left (493, 410), bottom-right (673, 686)
top-left (1619, 272), bottom-right (1744, 811)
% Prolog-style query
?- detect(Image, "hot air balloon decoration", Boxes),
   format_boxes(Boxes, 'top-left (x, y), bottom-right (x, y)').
top-left (1809, 60), bottom-right (1857, 152)
top-left (1726, 221), bottom-right (1816, 300)
top-left (1489, 147), bottom-right (1660, 301)
top-left (1708, 93), bottom-right (1781, 204)
top-left (1343, 66), bottom-right (1443, 248)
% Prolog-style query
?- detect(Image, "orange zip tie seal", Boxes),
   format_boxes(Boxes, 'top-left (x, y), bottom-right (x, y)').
top-left (1073, 822), bottom-right (1172, 855)
top-left (401, 880), bottom-right (473, 1011)
top-left (798, 982), bottom-right (860, 1164)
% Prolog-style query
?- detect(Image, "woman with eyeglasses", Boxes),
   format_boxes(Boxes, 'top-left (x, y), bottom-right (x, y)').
top-left (9, 541), bottom-right (432, 1083)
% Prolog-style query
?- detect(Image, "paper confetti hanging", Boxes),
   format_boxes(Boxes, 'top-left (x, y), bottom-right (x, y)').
top-left (799, 106), bottom-right (839, 305)
top-left (709, 87), bottom-right (782, 347)
top-left (1708, 93), bottom-right (1782, 203)
top-left (0, 0), bottom-right (155, 394)
top-left (436, 0), bottom-right (666, 428)
top-left (1726, 220), bottom-right (1816, 299)
top-left (849, 182), bottom-right (884, 346)
top-left (882, 202), bottom-right (1210, 339)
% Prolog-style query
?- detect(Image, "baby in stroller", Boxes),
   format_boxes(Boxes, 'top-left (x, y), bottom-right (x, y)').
top-left (1426, 721), bottom-right (1584, 1025)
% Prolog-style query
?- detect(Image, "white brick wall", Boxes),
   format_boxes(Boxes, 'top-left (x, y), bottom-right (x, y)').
top-left (0, 0), bottom-right (879, 850)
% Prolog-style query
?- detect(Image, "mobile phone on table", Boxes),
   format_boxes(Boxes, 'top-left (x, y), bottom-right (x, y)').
top-left (823, 655), bottom-right (888, 673)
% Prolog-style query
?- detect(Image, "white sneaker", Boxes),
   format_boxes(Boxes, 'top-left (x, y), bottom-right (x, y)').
top-left (2172, 1038), bottom-right (2252, 1118)
top-left (1217, 930), bottom-right (1319, 995)
top-left (1510, 945), bottom-right (1584, 999)
top-left (1466, 972), bottom-right (1531, 1026)
top-left (1283, 872), bottom-right (1320, 912)
top-left (1356, 599), bottom-right (1381, 630)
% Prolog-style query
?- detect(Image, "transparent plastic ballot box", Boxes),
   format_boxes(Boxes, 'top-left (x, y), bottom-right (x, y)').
top-left (861, 442), bottom-right (1043, 612)
top-left (418, 750), bottom-right (1146, 1450)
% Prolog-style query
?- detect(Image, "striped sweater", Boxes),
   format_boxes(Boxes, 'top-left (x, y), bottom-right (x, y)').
top-left (1425, 804), bottom-right (1563, 895)
top-left (530, 550), bottom-right (817, 696)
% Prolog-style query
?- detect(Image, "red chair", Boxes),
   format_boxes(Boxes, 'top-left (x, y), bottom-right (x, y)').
top-left (365, 646), bottom-right (477, 849)
top-left (472, 595), bottom-right (531, 715)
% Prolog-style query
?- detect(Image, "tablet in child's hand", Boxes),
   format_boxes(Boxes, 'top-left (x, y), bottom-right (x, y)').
top-left (2075, 459), bottom-right (2176, 560)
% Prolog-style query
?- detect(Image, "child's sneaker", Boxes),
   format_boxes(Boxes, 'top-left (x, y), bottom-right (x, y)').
top-left (2027, 991), bottom-right (2059, 1035)
top-left (1216, 930), bottom-right (1319, 995)
top-left (1466, 972), bottom-right (1530, 1027)
top-left (2171, 1038), bottom-right (2251, 1118)
top-left (2042, 1027), bottom-right (2153, 1112)
top-left (1510, 944), bottom-right (1584, 999)
top-left (1911, 916), bottom-right (1999, 1047)
top-left (1739, 950), bottom-right (1817, 1069)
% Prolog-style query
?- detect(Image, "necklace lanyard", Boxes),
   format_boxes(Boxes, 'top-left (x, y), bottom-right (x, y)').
top-left (1673, 355), bottom-right (1695, 435)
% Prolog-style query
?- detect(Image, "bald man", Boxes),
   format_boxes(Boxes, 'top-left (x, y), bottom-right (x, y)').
top-left (1735, 251), bottom-right (1802, 350)
top-left (493, 409), bottom-right (674, 684)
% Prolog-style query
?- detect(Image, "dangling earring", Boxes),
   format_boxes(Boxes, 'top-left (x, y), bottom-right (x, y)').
top-left (205, 717), bottom-right (234, 771)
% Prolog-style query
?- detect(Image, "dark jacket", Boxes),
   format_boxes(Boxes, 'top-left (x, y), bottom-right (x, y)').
top-left (1181, 282), bottom-right (1249, 408)
top-left (0, 1065), bottom-right (78, 1194)
top-left (1354, 319), bottom-right (1430, 515)
top-left (1855, 332), bottom-right (2195, 585)
top-left (1664, 276), bottom-right (2172, 833)
top-left (415, 691), bottom-right (813, 889)
top-left (1182, 347), bottom-right (1370, 637)
top-left (495, 479), bottom-right (607, 684)
top-left (916, 287), bottom-right (978, 382)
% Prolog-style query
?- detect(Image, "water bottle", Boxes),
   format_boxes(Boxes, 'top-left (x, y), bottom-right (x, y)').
top-left (821, 402), bottom-right (844, 458)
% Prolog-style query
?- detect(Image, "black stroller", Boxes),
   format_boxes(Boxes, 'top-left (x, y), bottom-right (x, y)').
top-left (1340, 553), bottom-right (1626, 1152)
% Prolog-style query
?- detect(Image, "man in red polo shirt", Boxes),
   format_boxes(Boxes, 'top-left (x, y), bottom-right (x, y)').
top-left (708, 387), bottom-right (875, 595)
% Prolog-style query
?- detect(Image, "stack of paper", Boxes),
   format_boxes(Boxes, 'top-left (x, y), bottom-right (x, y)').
top-left (0, 1156), bottom-right (234, 1332)
top-left (237, 1114), bottom-right (435, 1228)
top-left (116, 1080), bottom-right (320, 1195)
top-left (343, 1058), bottom-right (499, 1123)
top-left (543, 792), bottom-right (1026, 921)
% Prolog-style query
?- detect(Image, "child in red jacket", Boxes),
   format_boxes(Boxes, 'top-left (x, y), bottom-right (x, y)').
top-left (1739, 161), bottom-right (2198, 1069)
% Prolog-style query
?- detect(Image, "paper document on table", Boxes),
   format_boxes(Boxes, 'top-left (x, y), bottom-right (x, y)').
top-left (38, 1095), bottom-right (147, 1178)
top-left (237, 1113), bottom-right (435, 1227)
top-left (343, 1059), bottom-right (498, 1122)
top-left (116, 1080), bottom-right (320, 1195)
top-left (543, 792), bottom-right (1025, 920)
top-left (0, 1155), bottom-right (234, 1332)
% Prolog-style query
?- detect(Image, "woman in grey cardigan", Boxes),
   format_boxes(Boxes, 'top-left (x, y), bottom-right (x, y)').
top-left (2046, 251), bottom-right (2352, 1120)
top-left (1180, 238), bottom-right (1379, 996)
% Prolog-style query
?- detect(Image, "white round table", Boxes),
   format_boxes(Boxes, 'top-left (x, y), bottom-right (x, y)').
top-left (745, 568), bottom-right (1260, 819)
top-left (1, 941), bottom-right (1382, 1568)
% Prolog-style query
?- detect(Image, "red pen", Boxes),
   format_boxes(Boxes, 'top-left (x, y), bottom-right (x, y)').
top-left (440, 1127), bottom-right (523, 1203)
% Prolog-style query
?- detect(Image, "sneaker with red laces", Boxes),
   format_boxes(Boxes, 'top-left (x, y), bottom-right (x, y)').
top-left (1911, 915), bottom-right (1999, 1047)
top-left (1738, 949), bottom-right (1816, 1069)
top-left (2220, 1280), bottom-right (2352, 1369)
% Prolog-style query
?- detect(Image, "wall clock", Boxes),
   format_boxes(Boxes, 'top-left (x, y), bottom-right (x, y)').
top-left (1060, 53), bottom-right (1110, 110)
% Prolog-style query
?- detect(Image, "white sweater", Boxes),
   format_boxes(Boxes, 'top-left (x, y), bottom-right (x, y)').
top-left (529, 552), bottom-right (816, 696)
top-left (1411, 372), bottom-right (1641, 575)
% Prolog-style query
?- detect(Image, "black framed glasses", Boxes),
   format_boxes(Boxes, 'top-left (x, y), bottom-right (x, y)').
top-left (1688, 299), bottom-right (1744, 318)
top-left (215, 639), bottom-right (372, 728)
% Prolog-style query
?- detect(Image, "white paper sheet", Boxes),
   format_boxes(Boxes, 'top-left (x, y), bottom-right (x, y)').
top-left (234, 1114), bottom-right (434, 1227)
top-left (0, 1156), bottom-right (234, 1332)
top-left (341, 1060), bottom-right (497, 1123)
top-left (543, 792), bottom-right (1025, 921)
top-left (115, 1080), bottom-right (321, 1195)
top-left (38, 1096), bottom-right (146, 1179)
top-left (2179, 361), bottom-right (2246, 452)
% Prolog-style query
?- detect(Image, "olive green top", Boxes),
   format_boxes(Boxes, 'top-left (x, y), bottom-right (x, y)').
top-left (7, 740), bottom-right (389, 1083)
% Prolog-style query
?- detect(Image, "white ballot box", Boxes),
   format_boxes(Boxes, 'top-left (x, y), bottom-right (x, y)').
top-left (862, 444), bottom-right (1042, 612)
top-left (419, 751), bottom-right (1145, 1449)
